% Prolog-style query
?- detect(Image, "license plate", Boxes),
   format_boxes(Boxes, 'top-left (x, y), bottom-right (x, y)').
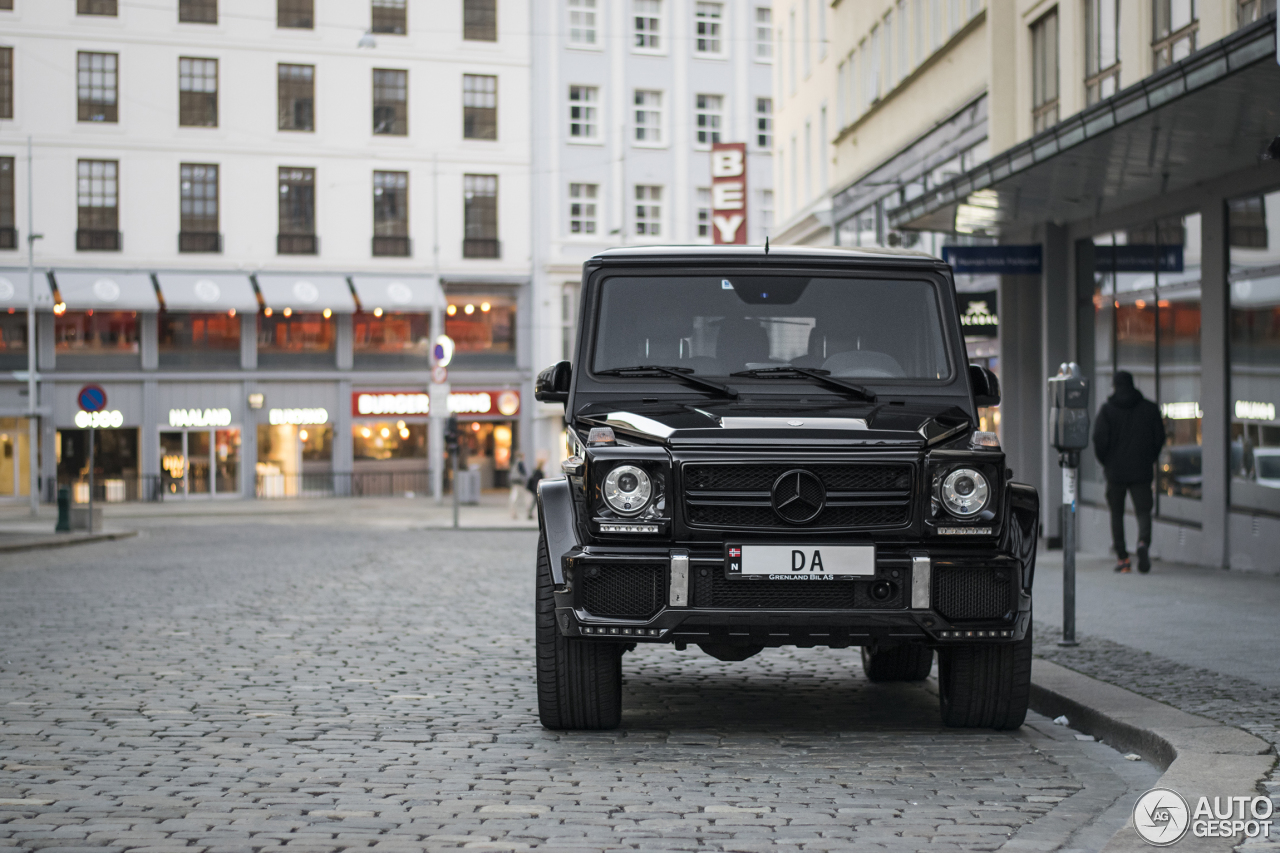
top-left (725, 544), bottom-right (876, 580)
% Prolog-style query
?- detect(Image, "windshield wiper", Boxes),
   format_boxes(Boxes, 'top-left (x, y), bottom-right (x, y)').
top-left (730, 366), bottom-right (877, 403)
top-left (596, 365), bottom-right (738, 399)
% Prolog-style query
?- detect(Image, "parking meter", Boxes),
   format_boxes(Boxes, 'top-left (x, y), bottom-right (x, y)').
top-left (1047, 362), bottom-right (1089, 647)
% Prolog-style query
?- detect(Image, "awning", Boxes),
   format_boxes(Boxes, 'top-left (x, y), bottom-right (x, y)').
top-left (891, 17), bottom-right (1280, 234)
top-left (253, 273), bottom-right (356, 313)
top-left (52, 270), bottom-right (159, 310)
top-left (0, 269), bottom-right (55, 310)
top-left (349, 275), bottom-right (445, 312)
top-left (155, 272), bottom-right (259, 312)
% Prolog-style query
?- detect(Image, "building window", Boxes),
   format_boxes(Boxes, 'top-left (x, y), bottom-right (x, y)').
top-left (759, 189), bottom-right (774, 239)
top-left (373, 170), bottom-right (410, 257)
top-left (561, 283), bottom-right (579, 361)
top-left (569, 0), bottom-right (597, 45)
top-left (569, 86), bottom-right (599, 140)
top-left (463, 74), bottom-right (497, 140)
top-left (0, 157), bottom-right (14, 250)
top-left (353, 312), bottom-right (430, 364)
top-left (78, 0), bottom-right (117, 15)
top-left (569, 183), bottom-right (597, 235)
top-left (277, 0), bottom-right (313, 28)
top-left (159, 313), bottom-right (240, 368)
top-left (634, 185), bottom-right (662, 236)
top-left (1152, 0), bottom-right (1197, 70)
top-left (634, 0), bottom-right (660, 49)
top-left (179, 58), bottom-right (218, 127)
top-left (756, 97), bottom-right (772, 148)
top-left (179, 0), bottom-right (217, 23)
top-left (77, 159), bottom-right (119, 251)
top-left (755, 7), bottom-right (772, 59)
top-left (278, 167), bottom-right (316, 255)
top-left (463, 174), bottom-right (499, 258)
top-left (372, 0), bottom-right (406, 34)
top-left (444, 290), bottom-right (515, 359)
top-left (258, 313), bottom-right (334, 356)
top-left (695, 94), bottom-right (722, 146)
top-left (77, 52), bottom-right (118, 123)
top-left (464, 0), bottom-right (497, 40)
top-left (1030, 9), bottom-right (1059, 133)
top-left (179, 163), bottom-right (220, 253)
top-left (633, 90), bottom-right (661, 143)
top-left (373, 69), bottom-right (408, 135)
top-left (695, 2), bottom-right (723, 53)
top-left (0, 48), bottom-right (11, 120)
top-left (1238, 0), bottom-right (1277, 28)
top-left (55, 312), bottom-right (138, 355)
top-left (696, 188), bottom-right (711, 240)
top-left (1085, 0), bottom-right (1120, 105)
top-left (278, 64), bottom-right (315, 132)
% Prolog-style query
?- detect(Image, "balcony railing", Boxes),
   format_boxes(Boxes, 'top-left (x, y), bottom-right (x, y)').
top-left (277, 233), bottom-right (318, 255)
top-left (372, 235), bottom-right (411, 257)
top-left (76, 229), bottom-right (122, 251)
top-left (179, 231), bottom-right (222, 253)
top-left (462, 237), bottom-right (501, 259)
top-left (0, 227), bottom-right (16, 250)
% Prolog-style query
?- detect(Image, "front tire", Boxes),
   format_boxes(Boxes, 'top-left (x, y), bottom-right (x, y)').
top-left (860, 642), bottom-right (933, 682)
top-left (535, 530), bottom-right (622, 730)
top-left (937, 629), bottom-right (1032, 729)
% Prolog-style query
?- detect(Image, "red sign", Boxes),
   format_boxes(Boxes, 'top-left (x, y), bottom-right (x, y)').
top-left (352, 389), bottom-right (520, 418)
top-left (711, 142), bottom-right (748, 245)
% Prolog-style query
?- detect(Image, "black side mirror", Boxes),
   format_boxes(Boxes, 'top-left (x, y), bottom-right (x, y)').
top-left (969, 363), bottom-right (1001, 408)
top-left (535, 361), bottom-right (572, 404)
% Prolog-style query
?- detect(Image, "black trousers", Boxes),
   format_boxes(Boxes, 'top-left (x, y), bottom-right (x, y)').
top-left (1105, 479), bottom-right (1154, 559)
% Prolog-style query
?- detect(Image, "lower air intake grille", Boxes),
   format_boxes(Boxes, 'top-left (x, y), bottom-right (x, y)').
top-left (579, 563), bottom-right (665, 619)
top-left (694, 566), bottom-right (904, 610)
top-left (933, 568), bottom-right (1014, 621)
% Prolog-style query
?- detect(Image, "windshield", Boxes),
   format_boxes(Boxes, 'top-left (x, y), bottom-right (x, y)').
top-left (592, 275), bottom-right (951, 380)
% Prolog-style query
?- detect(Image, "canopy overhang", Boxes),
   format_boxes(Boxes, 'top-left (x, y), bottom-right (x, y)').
top-left (0, 269), bottom-right (55, 310)
top-left (253, 273), bottom-right (356, 313)
top-left (156, 272), bottom-right (259, 312)
top-left (891, 17), bottom-right (1280, 235)
top-left (53, 270), bottom-right (160, 310)
top-left (349, 275), bottom-right (445, 312)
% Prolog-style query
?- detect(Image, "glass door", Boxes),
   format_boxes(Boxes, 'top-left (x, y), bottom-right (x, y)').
top-left (160, 431), bottom-right (186, 496)
top-left (187, 431), bottom-right (211, 494)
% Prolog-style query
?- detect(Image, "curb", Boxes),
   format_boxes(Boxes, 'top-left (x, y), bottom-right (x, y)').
top-left (1030, 659), bottom-right (1276, 851)
top-left (0, 529), bottom-right (139, 554)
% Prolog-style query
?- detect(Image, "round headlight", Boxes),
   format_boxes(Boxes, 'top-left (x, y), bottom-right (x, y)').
top-left (603, 465), bottom-right (653, 516)
top-left (941, 468), bottom-right (990, 517)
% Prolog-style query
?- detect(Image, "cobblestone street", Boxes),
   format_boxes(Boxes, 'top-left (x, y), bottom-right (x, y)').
top-left (1, 515), bottom-right (1157, 852)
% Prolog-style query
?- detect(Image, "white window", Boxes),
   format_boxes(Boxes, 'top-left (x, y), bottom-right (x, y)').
top-left (568, 85), bottom-right (598, 140)
top-left (634, 0), bottom-right (661, 49)
top-left (694, 2), bottom-right (722, 54)
top-left (759, 189), bottom-right (774, 238)
top-left (802, 0), bottom-right (810, 75)
top-left (817, 0), bottom-right (826, 59)
top-left (755, 97), bottom-right (772, 148)
top-left (634, 90), bottom-right (662, 143)
top-left (845, 53), bottom-right (856, 122)
top-left (695, 94), bottom-right (722, 146)
top-left (836, 60), bottom-right (845, 125)
top-left (788, 8), bottom-right (797, 92)
top-left (635, 185), bottom-right (662, 236)
top-left (696, 188), bottom-right (712, 241)
top-left (755, 7), bottom-right (772, 59)
top-left (868, 26), bottom-right (881, 103)
top-left (569, 0), bottom-right (597, 45)
top-left (569, 183), bottom-right (597, 234)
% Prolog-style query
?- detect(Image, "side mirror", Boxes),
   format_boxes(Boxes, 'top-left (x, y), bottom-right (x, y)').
top-left (535, 361), bottom-right (572, 404)
top-left (969, 364), bottom-right (1001, 408)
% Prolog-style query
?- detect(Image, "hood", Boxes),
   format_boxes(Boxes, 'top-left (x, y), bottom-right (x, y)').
top-left (576, 401), bottom-right (972, 448)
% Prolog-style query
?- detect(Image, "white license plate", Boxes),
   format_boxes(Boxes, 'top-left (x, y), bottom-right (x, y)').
top-left (725, 544), bottom-right (876, 580)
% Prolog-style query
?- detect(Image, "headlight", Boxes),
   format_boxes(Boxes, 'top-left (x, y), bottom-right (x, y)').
top-left (603, 464), bottom-right (652, 516)
top-left (941, 468), bottom-right (989, 517)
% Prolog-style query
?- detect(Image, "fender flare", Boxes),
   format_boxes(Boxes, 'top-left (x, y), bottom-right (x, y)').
top-left (1003, 482), bottom-right (1039, 590)
top-left (536, 478), bottom-right (579, 587)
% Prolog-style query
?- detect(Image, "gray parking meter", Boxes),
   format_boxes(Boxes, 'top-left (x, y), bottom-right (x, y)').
top-left (1048, 362), bottom-right (1089, 646)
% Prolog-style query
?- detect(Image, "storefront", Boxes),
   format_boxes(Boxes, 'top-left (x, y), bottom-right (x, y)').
top-left (161, 407), bottom-right (241, 498)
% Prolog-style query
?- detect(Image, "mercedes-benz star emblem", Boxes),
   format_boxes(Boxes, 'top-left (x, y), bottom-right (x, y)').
top-left (771, 469), bottom-right (826, 524)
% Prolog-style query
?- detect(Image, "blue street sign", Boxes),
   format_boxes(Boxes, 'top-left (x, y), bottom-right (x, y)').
top-left (1095, 244), bottom-right (1184, 273)
top-left (942, 245), bottom-right (1043, 275)
top-left (78, 384), bottom-right (107, 412)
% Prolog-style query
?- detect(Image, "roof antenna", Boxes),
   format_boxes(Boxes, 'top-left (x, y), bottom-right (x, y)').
top-left (764, 236), bottom-right (770, 255)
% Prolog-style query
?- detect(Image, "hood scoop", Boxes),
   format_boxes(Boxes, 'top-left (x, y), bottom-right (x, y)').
top-left (718, 416), bottom-right (868, 430)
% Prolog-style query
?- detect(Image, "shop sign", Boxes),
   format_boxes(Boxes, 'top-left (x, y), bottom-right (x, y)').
top-left (75, 410), bottom-right (124, 429)
top-left (1161, 402), bottom-right (1203, 420)
top-left (942, 245), bottom-right (1042, 275)
top-left (1235, 400), bottom-right (1276, 421)
top-left (169, 408), bottom-right (232, 428)
top-left (268, 407), bottom-right (329, 425)
top-left (958, 291), bottom-right (998, 337)
top-left (710, 142), bottom-right (748, 244)
top-left (351, 390), bottom-right (521, 417)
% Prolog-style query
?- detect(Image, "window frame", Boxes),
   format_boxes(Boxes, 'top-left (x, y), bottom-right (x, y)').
top-left (1151, 0), bottom-right (1198, 70)
top-left (373, 68), bottom-right (408, 136)
top-left (371, 0), bottom-right (407, 35)
top-left (755, 96), bottom-right (773, 149)
top-left (77, 159), bottom-right (119, 251)
top-left (179, 163), bottom-right (220, 252)
top-left (568, 85), bottom-right (600, 143)
top-left (568, 0), bottom-right (600, 48)
top-left (754, 7), bottom-right (773, 62)
top-left (463, 0), bottom-right (498, 41)
top-left (373, 170), bottom-right (410, 256)
top-left (77, 0), bottom-right (118, 16)
top-left (694, 93), bottom-right (723, 148)
top-left (462, 174), bottom-right (499, 258)
top-left (568, 182), bottom-right (599, 237)
top-left (694, 1), bottom-right (725, 56)
top-left (277, 0), bottom-right (314, 29)
top-left (277, 166), bottom-right (316, 255)
top-left (632, 89), bottom-right (664, 147)
top-left (277, 63), bottom-right (316, 132)
top-left (1030, 9), bottom-right (1059, 133)
top-left (77, 51), bottom-right (119, 124)
top-left (633, 0), bottom-right (663, 52)
top-left (634, 184), bottom-right (663, 238)
top-left (1085, 0), bottom-right (1121, 105)
top-left (179, 57), bottom-right (218, 128)
top-left (0, 47), bottom-right (11, 121)
top-left (462, 74), bottom-right (498, 141)
top-left (178, 0), bottom-right (218, 24)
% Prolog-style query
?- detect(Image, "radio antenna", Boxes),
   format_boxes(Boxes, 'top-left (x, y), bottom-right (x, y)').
top-left (764, 236), bottom-right (770, 255)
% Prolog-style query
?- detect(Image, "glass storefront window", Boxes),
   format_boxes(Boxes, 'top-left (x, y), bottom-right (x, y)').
top-left (0, 310), bottom-right (28, 370)
top-left (160, 428), bottom-right (241, 497)
top-left (353, 421), bottom-right (426, 461)
top-left (1229, 188), bottom-right (1280, 502)
top-left (257, 422), bottom-right (332, 497)
top-left (55, 310), bottom-right (140, 369)
top-left (0, 417), bottom-right (34, 497)
top-left (159, 311), bottom-right (240, 368)
top-left (444, 292), bottom-right (515, 366)
top-left (353, 311), bottom-right (431, 368)
top-left (257, 311), bottom-right (335, 368)
top-left (57, 427), bottom-right (141, 501)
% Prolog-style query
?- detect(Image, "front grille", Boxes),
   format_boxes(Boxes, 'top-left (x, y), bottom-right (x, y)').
top-left (692, 565), bottom-right (904, 610)
top-left (933, 568), bottom-right (1014, 621)
top-left (682, 462), bottom-right (913, 531)
top-left (579, 563), bottom-right (665, 619)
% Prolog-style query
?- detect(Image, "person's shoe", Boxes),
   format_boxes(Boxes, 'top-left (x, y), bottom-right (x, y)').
top-left (1114, 557), bottom-right (1131, 573)
top-left (1136, 542), bottom-right (1151, 574)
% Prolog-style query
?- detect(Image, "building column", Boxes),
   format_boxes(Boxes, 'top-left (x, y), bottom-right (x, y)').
top-left (1199, 198), bottom-right (1229, 568)
top-left (140, 313), bottom-right (158, 370)
top-left (334, 378), bottom-right (353, 498)
top-left (1041, 223), bottom-right (1072, 540)
top-left (1000, 271), bottom-right (1046, 532)
top-left (242, 380), bottom-right (258, 499)
top-left (335, 313), bottom-right (353, 371)
top-left (142, 380), bottom-right (158, 482)
top-left (240, 313), bottom-right (257, 370)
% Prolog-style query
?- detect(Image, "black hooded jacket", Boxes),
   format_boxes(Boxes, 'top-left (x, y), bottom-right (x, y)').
top-left (1092, 381), bottom-right (1166, 484)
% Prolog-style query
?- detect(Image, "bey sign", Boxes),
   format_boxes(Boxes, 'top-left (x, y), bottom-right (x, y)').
top-left (711, 142), bottom-right (748, 244)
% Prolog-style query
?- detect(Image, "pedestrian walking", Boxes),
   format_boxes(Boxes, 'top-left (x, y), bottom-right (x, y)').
top-left (1091, 371), bottom-right (1166, 573)
top-left (509, 452), bottom-right (530, 519)
top-left (526, 453), bottom-right (546, 520)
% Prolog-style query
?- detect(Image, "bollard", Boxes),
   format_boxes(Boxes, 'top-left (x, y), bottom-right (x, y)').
top-left (55, 486), bottom-right (71, 532)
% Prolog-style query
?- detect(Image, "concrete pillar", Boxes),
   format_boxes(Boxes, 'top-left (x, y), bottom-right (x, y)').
top-left (1199, 198), bottom-right (1228, 569)
top-left (240, 312), bottom-right (257, 370)
top-left (38, 313), bottom-right (55, 371)
top-left (140, 313), bottom-right (158, 370)
top-left (1041, 224), bottom-right (1072, 539)
top-left (1000, 271), bottom-right (1045, 531)
top-left (335, 313), bottom-right (353, 371)
top-left (241, 379), bottom-right (258, 499)
top-left (986, 0), bottom-right (1020, 155)
top-left (141, 380), bottom-right (158, 480)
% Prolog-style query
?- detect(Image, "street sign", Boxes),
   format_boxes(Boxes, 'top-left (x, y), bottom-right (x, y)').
top-left (78, 384), bottom-right (107, 412)
top-left (942, 245), bottom-right (1042, 275)
top-left (432, 365), bottom-right (448, 384)
top-left (434, 334), bottom-right (455, 367)
top-left (1095, 244), bottom-right (1184, 273)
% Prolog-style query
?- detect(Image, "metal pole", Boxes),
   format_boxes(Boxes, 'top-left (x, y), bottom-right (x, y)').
top-left (88, 428), bottom-right (96, 534)
top-left (25, 137), bottom-right (39, 515)
top-left (1059, 451), bottom-right (1079, 646)
top-left (430, 153), bottom-right (444, 504)
top-left (451, 444), bottom-right (459, 529)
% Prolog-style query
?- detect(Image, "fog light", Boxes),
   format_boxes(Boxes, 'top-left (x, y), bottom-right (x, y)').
top-left (870, 580), bottom-right (893, 601)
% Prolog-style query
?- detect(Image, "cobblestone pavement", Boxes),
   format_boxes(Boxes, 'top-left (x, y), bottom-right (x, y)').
top-left (1, 522), bottom-right (1157, 852)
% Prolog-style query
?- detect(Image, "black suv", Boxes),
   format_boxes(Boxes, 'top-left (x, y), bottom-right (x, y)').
top-left (534, 246), bottom-right (1039, 731)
